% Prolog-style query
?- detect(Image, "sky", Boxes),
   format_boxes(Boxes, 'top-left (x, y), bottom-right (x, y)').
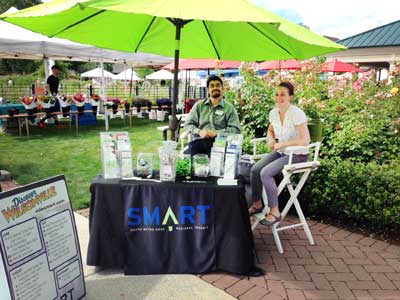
top-left (250, 0), bottom-right (400, 40)
top-left (39, 0), bottom-right (400, 40)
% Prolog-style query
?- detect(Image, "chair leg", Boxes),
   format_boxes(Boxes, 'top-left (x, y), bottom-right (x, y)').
top-left (291, 188), bottom-right (315, 245)
top-left (251, 187), bottom-right (270, 230)
top-left (256, 170), bottom-right (315, 254)
top-left (162, 129), bottom-right (168, 141)
top-left (272, 223), bottom-right (283, 254)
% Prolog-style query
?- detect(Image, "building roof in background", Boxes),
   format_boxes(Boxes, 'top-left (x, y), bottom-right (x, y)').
top-left (339, 20), bottom-right (400, 48)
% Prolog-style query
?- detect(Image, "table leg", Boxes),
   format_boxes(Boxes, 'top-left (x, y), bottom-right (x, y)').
top-left (75, 112), bottom-right (78, 133)
top-left (17, 117), bottom-right (22, 136)
top-left (69, 112), bottom-right (72, 131)
top-left (25, 116), bottom-right (30, 137)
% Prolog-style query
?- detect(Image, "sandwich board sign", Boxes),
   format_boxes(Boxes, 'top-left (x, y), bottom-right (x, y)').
top-left (0, 175), bottom-right (85, 300)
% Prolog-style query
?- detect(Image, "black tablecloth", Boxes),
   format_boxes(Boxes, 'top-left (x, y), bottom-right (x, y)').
top-left (87, 176), bottom-right (256, 275)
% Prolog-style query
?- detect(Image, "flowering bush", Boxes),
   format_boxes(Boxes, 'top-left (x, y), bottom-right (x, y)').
top-left (227, 58), bottom-right (400, 230)
top-left (105, 98), bottom-right (121, 107)
top-left (91, 94), bottom-right (101, 102)
top-left (105, 98), bottom-right (122, 114)
top-left (225, 62), bottom-right (275, 141)
top-left (20, 95), bottom-right (36, 106)
top-left (73, 93), bottom-right (86, 103)
top-left (37, 94), bottom-right (57, 107)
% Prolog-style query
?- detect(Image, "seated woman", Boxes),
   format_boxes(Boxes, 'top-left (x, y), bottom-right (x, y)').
top-left (248, 82), bottom-right (310, 225)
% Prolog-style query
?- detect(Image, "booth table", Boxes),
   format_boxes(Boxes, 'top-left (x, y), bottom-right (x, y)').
top-left (88, 176), bottom-right (256, 275)
top-left (0, 103), bottom-right (25, 126)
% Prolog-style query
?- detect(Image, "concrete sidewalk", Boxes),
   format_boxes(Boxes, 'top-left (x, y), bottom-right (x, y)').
top-left (74, 212), bottom-right (236, 300)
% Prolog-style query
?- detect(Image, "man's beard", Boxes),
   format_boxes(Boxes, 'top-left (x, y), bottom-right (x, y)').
top-left (211, 90), bottom-right (221, 98)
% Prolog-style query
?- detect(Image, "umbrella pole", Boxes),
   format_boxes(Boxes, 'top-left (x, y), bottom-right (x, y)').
top-left (169, 20), bottom-right (183, 140)
top-left (100, 59), bottom-right (109, 131)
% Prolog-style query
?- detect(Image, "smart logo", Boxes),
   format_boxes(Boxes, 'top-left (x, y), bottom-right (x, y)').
top-left (127, 205), bottom-right (211, 232)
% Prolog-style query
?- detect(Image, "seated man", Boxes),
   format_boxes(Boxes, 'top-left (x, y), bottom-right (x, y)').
top-left (184, 75), bottom-right (240, 156)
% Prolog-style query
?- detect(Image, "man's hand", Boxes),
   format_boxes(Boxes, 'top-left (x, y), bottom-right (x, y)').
top-left (207, 130), bottom-right (217, 138)
top-left (267, 139), bottom-right (276, 150)
top-left (199, 129), bottom-right (217, 138)
top-left (199, 129), bottom-right (209, 138)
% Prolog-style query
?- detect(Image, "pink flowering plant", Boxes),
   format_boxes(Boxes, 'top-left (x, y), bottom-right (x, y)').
top-left (226, 58), bottom-right (400, 231)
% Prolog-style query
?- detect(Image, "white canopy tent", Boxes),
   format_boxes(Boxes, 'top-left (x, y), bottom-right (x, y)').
top-left (80, 67), bottom-right (114, 78)
top-left (0, 16), bottom-right (172, 66)
top-left (146, 70), bottom-right (174, 80)
top-left (0, 8), bottom-right (172, 130)
top-left (112, 69), bottom-right (141, 81)
top-left (113, 68), bottom-right (142, 99)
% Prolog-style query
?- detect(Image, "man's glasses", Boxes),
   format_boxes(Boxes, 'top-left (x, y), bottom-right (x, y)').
top-left (209, 83), bottom-right (222, 88)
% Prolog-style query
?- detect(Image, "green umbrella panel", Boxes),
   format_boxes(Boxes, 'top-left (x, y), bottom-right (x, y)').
top-left (1, 0), bottom-right (345, 135)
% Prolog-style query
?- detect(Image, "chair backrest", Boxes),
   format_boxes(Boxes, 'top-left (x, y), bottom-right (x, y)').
top-left (174, 116), bottom-right (183, 142)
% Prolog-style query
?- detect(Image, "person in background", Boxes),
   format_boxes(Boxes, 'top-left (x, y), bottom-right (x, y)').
top-left (184, 75), bottom-right (240, 156)
top-left (39, 65), bottom-right (63, 128)
top-left (7, 78), bottom-right (13, 99)
top-left (248, 82), bottom-right (310, 225)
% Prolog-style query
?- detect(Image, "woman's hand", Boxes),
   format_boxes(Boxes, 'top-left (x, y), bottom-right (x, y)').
top-left (267, 139), bottom-right (276, 150)
top-left (273, 142), bottom-right (285, 151)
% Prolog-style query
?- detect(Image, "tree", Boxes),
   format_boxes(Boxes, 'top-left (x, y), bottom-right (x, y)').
top-left (0, 0), bottom-right (42, 13)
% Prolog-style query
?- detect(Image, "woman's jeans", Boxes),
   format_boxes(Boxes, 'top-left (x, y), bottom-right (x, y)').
top-left (250, 151), bottom-right (308, 208)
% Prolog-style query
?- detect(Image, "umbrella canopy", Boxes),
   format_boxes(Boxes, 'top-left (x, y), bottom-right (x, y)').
top-left (163, 59), bottom-right (241, 70)
top-left (146, 69), bottom-right (174, 80)
top-left (2, 0), bottom-right (345, 136)
top-left (321, 60), bottom-right (359, 73)
top-left (112, 68), bottom-right (142, 80)
top-left (81, 67), bottom-right (114, 78)
top-left (1, 0), bottom-right (345, 61)
top-left (258, 59), bottom-right (301, 71)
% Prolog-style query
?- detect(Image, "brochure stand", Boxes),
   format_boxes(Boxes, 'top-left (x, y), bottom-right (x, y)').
top-left (100, 132), bottom-right (133, 179)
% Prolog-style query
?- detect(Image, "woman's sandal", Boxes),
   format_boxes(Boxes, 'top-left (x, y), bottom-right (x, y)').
top-left (248, 204), bottom-right (263, 216)
top-left (260, 213), bottom-right (281, 226)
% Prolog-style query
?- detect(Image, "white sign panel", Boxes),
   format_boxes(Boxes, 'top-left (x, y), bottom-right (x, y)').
top-left (0, 175), bottom-right (85, 300)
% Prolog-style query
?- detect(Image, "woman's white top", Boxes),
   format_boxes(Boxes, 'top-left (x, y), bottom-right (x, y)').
top-left (269, 104), bottom-right (309, 155)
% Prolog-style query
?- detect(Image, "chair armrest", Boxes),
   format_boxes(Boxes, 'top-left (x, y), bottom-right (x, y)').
top-left (179, 131), bottom-right (192, 153)
top-left (286, 142), bottom-right (321, 166)
top-left (180, 131), bottom-right (190, 139)
top-left (250, 137), bottom-right (267, 157)
top-left (250, 137), bottom-right (267, 143)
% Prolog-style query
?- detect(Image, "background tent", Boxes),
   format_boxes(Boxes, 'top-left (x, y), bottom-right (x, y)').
top-left (321, 60), bottom-right (360, 73)
top-left (258, 59), bottom-right (302, 71)
top-left (80, 67), bottom-right (114, 78)
top-left (146, 70), bottom-right (174, 80)
top-left (0, 9), bottom-right (172, 66)
top-left (163, 59), bottom-right (241, 71)
top-left (112, 69), bottom-right (141, 81)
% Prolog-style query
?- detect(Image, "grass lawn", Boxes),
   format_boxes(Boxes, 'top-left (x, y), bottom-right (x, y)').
top-left (0, 117), bottom-right (167, 210)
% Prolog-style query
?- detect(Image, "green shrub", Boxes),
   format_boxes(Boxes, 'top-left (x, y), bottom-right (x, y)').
top-left (301, 158), bottom-right (400, 229)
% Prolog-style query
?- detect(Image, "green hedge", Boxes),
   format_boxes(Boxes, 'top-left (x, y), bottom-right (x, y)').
top-left (301, 158), bottom-right (400, 229)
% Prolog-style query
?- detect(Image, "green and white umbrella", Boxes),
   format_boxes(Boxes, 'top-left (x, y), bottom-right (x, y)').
top-left (1, 0), bottom-right (345, 136)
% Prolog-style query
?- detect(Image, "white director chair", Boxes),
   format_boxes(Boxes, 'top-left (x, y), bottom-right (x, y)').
top-left (249, 139), bottom-right (321, 254)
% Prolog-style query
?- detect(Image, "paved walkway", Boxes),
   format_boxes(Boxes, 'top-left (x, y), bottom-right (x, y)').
top-left (201, 216), bottom-right (400, 300)
top-left (2, 179), bottom-right (400, 300)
